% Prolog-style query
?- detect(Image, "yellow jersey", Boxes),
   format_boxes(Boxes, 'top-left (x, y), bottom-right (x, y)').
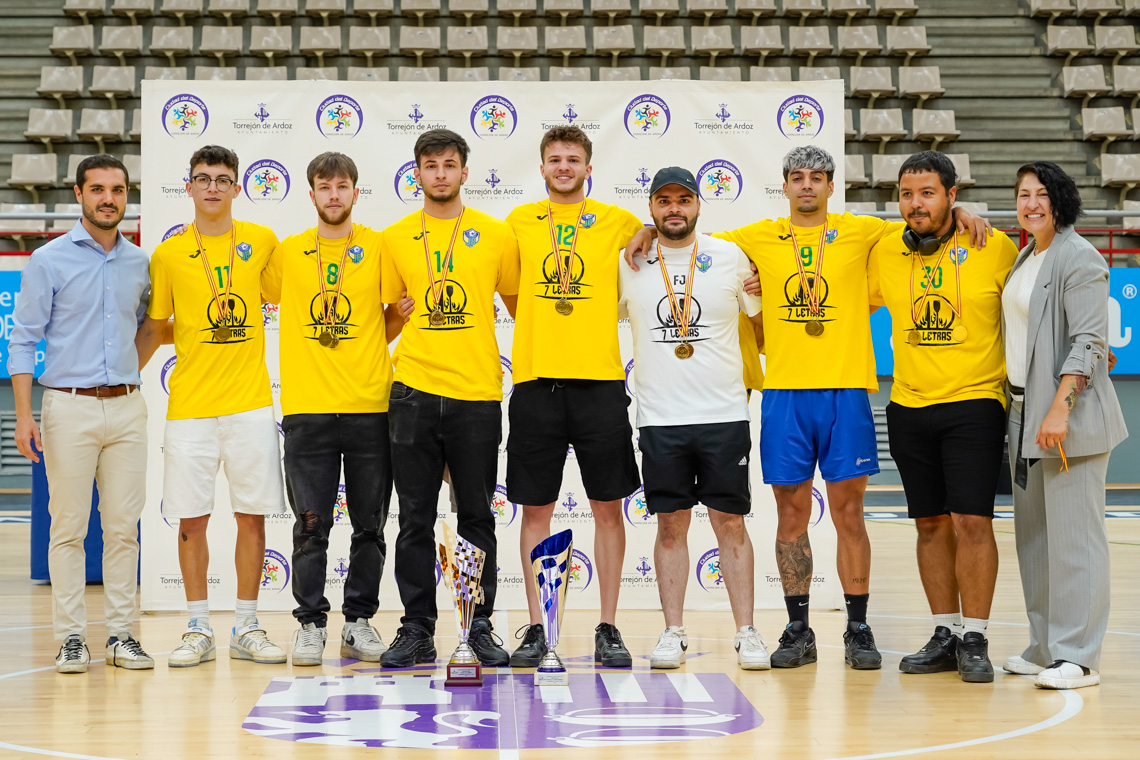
top-left (148, 220), bottom-right (278, 419)
top-left (379, 206), bottom-right (520, 401)
top-left (739, 311), bottom-right (764, 391)
top-left (869, 229), bottom-right (1019, 408)
top-left (265, 224), bottom-right (393, 416)
top-left (717, 213), bottom-right (898, 392)
top-left (507, 198), bottom-right (644, 383)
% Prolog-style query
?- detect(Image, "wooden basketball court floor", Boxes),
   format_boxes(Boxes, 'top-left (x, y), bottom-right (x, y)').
top-left (1, 514), bottom-right (1137, 760)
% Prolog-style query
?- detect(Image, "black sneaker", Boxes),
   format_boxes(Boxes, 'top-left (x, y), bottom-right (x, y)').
top-left (509, 624), bottom-right (548, 667)
top-left (594, 623), bottom-right (633, 667)
top-left (843, 622), bottom-right (883, 670)
top-left (469, 618), bottom-right (510, 666)
top-left (379, 626), bottom-right (436, 668)
top-left (770, 621), bottom-right (818, 668)
top-left (957, 631), bottom-right (994, 683)
top-left (899, 626), bottom-right (958, 674)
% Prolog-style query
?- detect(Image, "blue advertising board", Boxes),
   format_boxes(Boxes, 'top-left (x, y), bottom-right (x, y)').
top-left (872, 268), bottom-right (1140, 376)
top-left (0, 270), bottom-right (46, 379)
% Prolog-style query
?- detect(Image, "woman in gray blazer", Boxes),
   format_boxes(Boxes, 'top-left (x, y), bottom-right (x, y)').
top-left (1002, 161), bottom-right (1127, 690)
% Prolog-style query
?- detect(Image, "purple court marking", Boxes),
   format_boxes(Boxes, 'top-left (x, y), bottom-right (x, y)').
top-left (243, 672), bottom-right (763, 749)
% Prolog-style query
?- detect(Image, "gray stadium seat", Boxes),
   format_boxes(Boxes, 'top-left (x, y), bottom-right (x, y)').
top-left (129, 108), bottom-right (141, 139)
top-left (244, 66), bottom-right (288, 80)
top-left (52, 204), bottom-right (82, 233)
top-left (399, 26), bottom-right (441, 66)
top-left (448, 26), bottom-right (489, 66)
top-left (884, 25), bottom-right (930, 65)
top-left (845, 154), bottom-right (869, 188)
top-left (829, 0), bottom-right (871, 22)
top-left (498, 66), bottom-right (541, 81)
top-left (1094, 24), bottom-right (1138, 64)
top-left (700, 66), bottom-right (742, 81)
top-left (1046, 25), bottom-right (1093, 65)
top-left (122, 155), bottom-right (141, 188)
top-left (24, 109), bottom-right (74, 150)
top-left (688, 0), bottom-right (729, 22)
top-left (8, 154), bottom-right (59, 203)
top-left (1100, 154), bottom-right (1140, 207)
top-left (295, 66), bottom-right (339, 80)
top-left (347, 66), bottom-right (389, 80)
top-left (299, 26), bottom-right (342, 66)
top-left (1133, 107), bottom-right (1140, 137)
top-left (120, 203), bottom-right (141, 235)
top-left (788, 25), bottom-right (832, 66)
top-left (849, 66), bottom-right (895, 108)
top-left (639, 0), bottom-right (680, 24)
top-left (451, 0), bottom-right (489, 23)
top-left (1082, 105), bottom-right (1131, 149)
top-left (1077, 0), bottom-right (1122, 21)
top-left (250, 25), bottom-right (294, 65)
top-left (1125, 0), bottom-right (1140, 13)
top-left (497, 0), bottom-right (533, 23)
top-left (349, 26), bottom-right (390, 66)
top-left (37, 66), bottom-right (84, 108)
top-left (650, 65), bottom-right (692, 80)
top-left (898, 65), bottom-right (944, 107)
top-left (1112, 63), bottom-right (1140, 102)
top-left (195, 65), bottom-right (238, 79)
top-left (306, 0), bottom-right (345, 25)
top-left (1062, 64), bottom-right (1111, 106)
top-left (66, 154), bottom-right (94, 187)
top-left (750, 65), bottom-right (792, 81)
top-left (947, 154), bottom-right (976, 188)
top-left (545, 25), bottom-right (587, 65)
top-left (0, 204), bottom-right (49, 249)
top-left (353, 0), bottom-right (392, 23)
top-left (64, 0), bottom-right (105, 25)
top-left (150, 26), bottom-right (193, 66)
top-left (785, 0), bottom-right (825, 23)
top-left (448, 66), bottom-right (490, 81)
top-left (161, 0), bottom-right (203, 24)
top-left (592, 0), bottom-right (632, 23)
top-left (1122, 198), bottom-right (1140, 229)
top-left (594, 24), bottom-right (636, 64)
top-left (859, 107), bottom-right (908, 151)
top-left (544, 0), bottom-right (584, 23)
top-left (99, 25), bottom-right (144, 66)
top-left (845, 107), bottom-right (855, 138)
top-left (837, 24), bottom-right (881, 65)
top-left (740, 25), bottom-right (783, 64)
top-left (734, 0), bottom-right (776, 22)
top-left (599, 65), bottom-right (642, 80)
top-left (954, 201), bottom-right (988, 213)
top-left (143, 65), bottom-right (188, 80)
top-left (51, 25), bottom-right (95, 66)
top-left (871, 153), bottom-right (908, 188)
top-left (549, 65), bottom-right (592, 81)
top-left (77, 108), bottom-right (126, 153)
top-left (497, 26), bottom-right (539, 66)
top-left (912, 108), bottom-right (960, 149)
top-left (799, 65), bottom-right (842, 80)
top-left (257, 0), bottom-right (297, 24)
top-left (875, 0), bottom-right (916, 24)
top-left (89, 66), bottom-right (136, 109)
top-left (200, 25), bottom-right (243, 64)
top-left (644, 26), bottom-right (685, 65)
top-left (1028, 0), bottom-right (1075, 23)
top-left (208, 0), bottom-right (249, 24)
top-left (692, 26), bottom-right (735, 65)
top-left (110, 0), bottom-right (154, 24)
top-left (846, 201), bottom-right (878, 213)
top-left (398, 66), bottom-right (441, 81)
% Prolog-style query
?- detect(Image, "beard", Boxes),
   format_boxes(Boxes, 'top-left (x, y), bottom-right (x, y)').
top-left (906, 208), bottom-right (951, 235)
top-left (424, 184), bottom-right (462, 203)
top-left (655, 214), bottom-right (698, 241)
top-left (545, 174), bottom-right (587, 196)
top-left (316, 204), bottom-right (352, 227)
top-left (82, 201), bottom-right (123, 231)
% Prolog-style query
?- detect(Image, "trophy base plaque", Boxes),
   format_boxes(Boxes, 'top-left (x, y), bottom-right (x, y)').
top-left (445, 661), bottom-right (483, 687)
top-left (534, 651), bottom-right (568, 686)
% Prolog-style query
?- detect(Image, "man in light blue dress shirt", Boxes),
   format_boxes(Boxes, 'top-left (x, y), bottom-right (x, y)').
top-left (7, 155), bottom-right (160, 674)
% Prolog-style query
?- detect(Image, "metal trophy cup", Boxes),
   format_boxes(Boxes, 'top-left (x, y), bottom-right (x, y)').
top-left (439, 522), bottom-right (487, 687)
top-left (530, 529), bottom-right (574, 686)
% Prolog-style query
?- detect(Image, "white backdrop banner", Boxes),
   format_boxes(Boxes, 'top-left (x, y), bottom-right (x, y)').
top-left (139, 79), bottom-right (847, 614)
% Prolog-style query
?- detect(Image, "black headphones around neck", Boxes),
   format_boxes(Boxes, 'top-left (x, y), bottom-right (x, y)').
top-left (902, 226), bottom-right (953, 256)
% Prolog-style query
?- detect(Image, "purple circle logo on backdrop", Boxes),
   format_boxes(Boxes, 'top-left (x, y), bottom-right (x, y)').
top-left (570, 549), bottom-right (593, 592)
top-left (162, 94), bottom-right (209, 137)
top-left (470, 95), bottom-right (518, 138)
top-left (697, 159), bottom-right (744, 203)
top-left (261, 549), bottom-right (291, 593)
top-left (500, 355), bottom-right (514, 397)
top-left (624, 94), bottom-right (671, 138)
top-left (316, 94), bottom-right (363, 138)
top-left (491, 484), bottom-right (519, 527)
top-left (624, 358), bottom-right (636, 398)
top-left (159, 499), bottom-right (177, 529)
top-left (161, 224), bottom-right (184, 242)
top-left (811, 486), bottom-right (826, 528)
top-left (159, 356), bottom-right (176, 394)
top-left (334, 484), bottom-right (348, 524)
top-left (623, 485), bottom-right (654, 527)
top-left (778, 95), bottom-right (825, 139)
top-left (394, 160), bottom-right (421, 204)
top-left (243, 159), bottom-right (290, 204)
top-left (696, 548), bottom-right (724, 592)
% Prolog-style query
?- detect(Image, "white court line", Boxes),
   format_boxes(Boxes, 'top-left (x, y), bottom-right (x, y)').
top-left (0, 743), bottom-right (125, 760)
top-left (599, 672), bottom-right (647, 702)
top-left (666, 672), bottom-right (713, 702)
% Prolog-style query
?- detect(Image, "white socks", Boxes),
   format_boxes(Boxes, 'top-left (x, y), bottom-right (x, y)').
top-left (962, 617), bottom-right (988, 638)
top-left (235, 599), bottom-right (258, 627)
top-left (933, 612), bottom-right (961, 637)
top-left (187, 600), bottom-right (210, 630)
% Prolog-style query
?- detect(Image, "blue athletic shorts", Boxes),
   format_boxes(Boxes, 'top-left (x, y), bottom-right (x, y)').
top-left (759, 389), bottom-right (879, 485)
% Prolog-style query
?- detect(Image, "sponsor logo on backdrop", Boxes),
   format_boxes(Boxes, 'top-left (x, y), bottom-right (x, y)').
top-left (261, 549), bottom-right (291, 593)
top-left (160, 224), bottom-right (183, 241)
top-left (159, 499), bottom-right (176, 529)
top-left (693, 102), bottom-right (755, 134)
top-left (160, 356), bottom-right (176, 394)
top-left (394, 160), bottom-right (422, 204)
top-left (233, 102), bottom-right (293, 134)
top-left (160, 169), bottom-right (191, 198)
top-left (334, 485), bottom-right (348, 525)
top-left (317, 95), bottom-right (364, 139)
top-left (623, 486), bottom-right (654, 527)
top-left (812, 487), bottom-right (826, 527)
top-left (385, 103), bottom-right (447, 133)
top-left (491, 484), bottom-right (518, 527)
top-left (243, 159), bottom-right (290, 205)
top-left (262, 302), bottom-right (280, 329)
top-left (466, 167), bottom-right (523, 200)
top-left (636, 557), bottom-right (653, 577)
top-left (162, 94), bottom-right (209, 137)
top-left (697, 159), bottom-right (744, 204)
top-left (500, 355), bottom-right (514, 396)
top-left (161, 574), bottom-right (221, 588)
top-left (612, 168), bottom-right (652, 198)
top-left (470, 95), bottom-right (518, 138)
top-left (624, 358), bottom-right (636, 397)
top-left (696, 548), bottom-right (724, 592)
top-left (570, 549), bottom-right (593, 592)
top-left (778, 95), bottom-right (825, 139)
top-left (541, 102), bottom-right (601, 132)
top-left (624, 94), bottom-right (670, 138)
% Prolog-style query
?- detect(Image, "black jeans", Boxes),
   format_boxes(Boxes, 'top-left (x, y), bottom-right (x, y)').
top-left (282, 412), bottom-right (392, 627)
top-left (388, 381), bottom-right (500, 633)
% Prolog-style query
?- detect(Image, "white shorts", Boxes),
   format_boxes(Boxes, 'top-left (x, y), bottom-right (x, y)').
top-left (162, 405), bottom-right (285, 519)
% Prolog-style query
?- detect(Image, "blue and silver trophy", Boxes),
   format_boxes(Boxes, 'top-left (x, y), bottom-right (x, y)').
top-left (530, 529), bottom-right (573, 686)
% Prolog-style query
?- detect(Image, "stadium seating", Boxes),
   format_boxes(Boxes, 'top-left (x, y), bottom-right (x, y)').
top-left (24, 109), bottom-right (74, 151)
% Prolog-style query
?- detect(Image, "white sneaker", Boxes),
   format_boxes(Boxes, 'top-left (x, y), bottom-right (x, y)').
top-left (106, 636), bottom-right (155, 670)
top-left (56, 635), bottom-right (89, 674)
top-left (291, 623), bottom-right (327, 666)
top-left (735, 625), bottom-right (771, 670)
top-left (650, 626), bottom-right (688, 669)
top-left (168, 621), bottom-right (216, 668)
top-left (341, 620), bottom-right (387, 662)
top-left (1035, 660), bottom-right (1100, 689)
top-left (1003, 654), bottom-right (1045, 675)
top-left (230, 620), bottom-right (287, 664)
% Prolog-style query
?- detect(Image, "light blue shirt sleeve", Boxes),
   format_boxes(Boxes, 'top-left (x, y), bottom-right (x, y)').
top-left (6, 255), bottom-right (52, 377)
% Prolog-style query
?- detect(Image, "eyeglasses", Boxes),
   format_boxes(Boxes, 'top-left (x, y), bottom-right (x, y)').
top-left (190, 174), bottom-right (235, 191)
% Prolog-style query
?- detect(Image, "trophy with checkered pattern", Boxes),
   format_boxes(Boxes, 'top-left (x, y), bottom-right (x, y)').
top-left (439, 522), bottom-right (487, 687)
top-left (530, 529), bottom-right (574, 686)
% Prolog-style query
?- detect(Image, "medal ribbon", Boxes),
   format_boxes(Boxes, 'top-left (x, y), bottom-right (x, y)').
top-left (421, 207), bottom-right (466, 313)
top-left (546, 199), bottom-right (587, 301)
top-left (656, 239), bottom-right (700, 340)
top-left (908, 230), bottom-right (963, 329)
top-left (191, 223), bottom-right (237, 328)
top-left (315, 227), bottom-right (355, 329)
top-left (788, 216), bottom-right (828, 317)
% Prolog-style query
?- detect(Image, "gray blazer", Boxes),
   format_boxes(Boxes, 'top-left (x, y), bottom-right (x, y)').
top-left (1010, 225), bottom-right (1128, 459)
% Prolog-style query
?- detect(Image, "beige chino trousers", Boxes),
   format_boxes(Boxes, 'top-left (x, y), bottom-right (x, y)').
top-left (40, 389), bottom-right (147, 642)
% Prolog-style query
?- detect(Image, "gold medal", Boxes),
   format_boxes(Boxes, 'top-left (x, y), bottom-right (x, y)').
top-left (952, 325), bottom-right (968, 343)
top-left (422, 208), bottom-right (466, 327)
top-left (674, 342), bottom-right (694, 359)
top-left (547, 199), bottom-right (587, 313)
top-left (805, 320), bottom-right (824, 337)
top-left (318, 330), bottom-right (333, 347)
top-left (656, 239), bottom-right (700, 357)
top-left (192, 223), bottom-right (238, 343)
top-left (315, 228), bottom-right (356, 347)
top-left (555, 297), bottom-right (573, 315)
top-left (430, 309), bottom-right (446, 327)
top-left (789, 217), bottom-right (829, 333)
top-left (214, 326), bottom-right (231, 342)
top-left (329, 334), bottom-right (340, 349)
top-left (910, 232), bottom-right (966, 345)
top-left (908, 330), bottom-right (922, 347)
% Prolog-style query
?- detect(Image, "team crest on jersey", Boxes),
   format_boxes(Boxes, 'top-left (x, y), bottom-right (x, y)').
top-left (463, 229), bottom-right (480, 247)
top-left (696, 252), bottom-right (712, 273)
top-left (826, 229), bottom-right (838, 244)
top-left (580, 213), bottom-right (597, 229)
top-left (950, 247), bottom-right (968, 264)
top-left (348, 245), bottom-right (364, 264)
top-left (236, 242), bottom-right (252, 261)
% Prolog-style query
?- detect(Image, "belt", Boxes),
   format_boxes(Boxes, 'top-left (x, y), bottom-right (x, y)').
top-left (1009, 384), bottom-right (1025, 398)
top-left (1008, 388), bottom-right (1037, 489)
top-left (49, 385), bottom-right (138, 398)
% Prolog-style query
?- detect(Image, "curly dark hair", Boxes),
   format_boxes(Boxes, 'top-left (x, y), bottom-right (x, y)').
top-left (540, 125), bottom-right (593, 164)
top-left (189, 145), bottom-right (239, 177)
top-left (1015, 161), bottom-right (1084, 229)
top-left (414, 129), bottom-right (469, 168)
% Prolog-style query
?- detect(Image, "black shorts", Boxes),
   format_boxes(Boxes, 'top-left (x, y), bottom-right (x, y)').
top-left (506, 379), bottom-right (640, 505)
top-left (639, 421), bottom-right (752, 516)
top-left (886, 398), bottom-right (1006, 519)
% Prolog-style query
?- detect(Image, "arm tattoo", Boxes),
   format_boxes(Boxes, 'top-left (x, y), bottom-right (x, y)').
top-left (1064, 375), bottom-right (1089, 412)
top-left (776, 532), bottom-right (814, 596)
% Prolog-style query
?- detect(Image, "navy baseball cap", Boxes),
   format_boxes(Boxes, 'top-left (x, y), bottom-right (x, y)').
top-left (649, 167), bottom-right (699, 197)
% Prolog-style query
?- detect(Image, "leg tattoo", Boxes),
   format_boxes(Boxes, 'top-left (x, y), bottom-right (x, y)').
top-left (776, 532), bottom-right (813, 596)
